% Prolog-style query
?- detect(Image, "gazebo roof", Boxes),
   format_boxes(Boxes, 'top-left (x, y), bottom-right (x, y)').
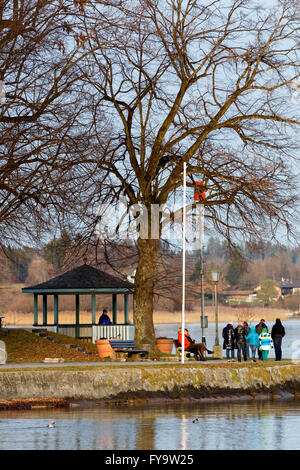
top-left (22, 263), bottom-right (134, 294)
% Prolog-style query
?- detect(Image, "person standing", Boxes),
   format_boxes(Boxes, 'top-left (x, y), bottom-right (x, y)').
top-left (98, 309), bottom-right (112, 325)
top-left (271, 318), bottom-right (285, 361)
top-left (243, 321), bottom-right (251, 358)
top-left (245, 326), bottom-right (260, 362)
top-left (259, 327), bottom-right (273, 361)
top-left (222, 322), bottom-right (235, 362)
top-left (255, 319), bottom-right (268, 360)
top-left (234, 321), bottom-right (247, 362)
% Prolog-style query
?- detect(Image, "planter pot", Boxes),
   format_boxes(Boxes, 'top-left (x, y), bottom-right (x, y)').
top-left (156, 338), bottom-right (174, 354)
top-left (95, 339), bottom-right (114, 359)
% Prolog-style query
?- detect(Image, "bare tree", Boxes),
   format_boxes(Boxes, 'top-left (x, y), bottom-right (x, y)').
top-left (3, 1), bottom-right (300, 349)
top-left (73, 0), bottom-right (300, 349)
top-left (0, 0), bottom-right (102, 246)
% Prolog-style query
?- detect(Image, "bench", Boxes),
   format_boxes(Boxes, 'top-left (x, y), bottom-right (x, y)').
top-left (173, 339), bottom-right (193, 360)
top-left (109, 340), bottom-right (149, 360)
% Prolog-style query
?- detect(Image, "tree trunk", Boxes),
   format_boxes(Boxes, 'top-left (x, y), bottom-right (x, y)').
top-left (134, 237), bottom-right (159, 350)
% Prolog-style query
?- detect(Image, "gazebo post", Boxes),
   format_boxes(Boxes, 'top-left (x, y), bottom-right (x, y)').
top-left (54, 294), bottom-right (59, 326)
top-left (124, 293), bottom-right (129, 324)
top-left (42, 294), bottom-right (47, 326)
top-left (112, 294), bottom-right (117, 324)
top-left (75, 294), bottom-right (80, 337)
top-left (91, 294), bottom-right (96, 324)
top-left (33, 294), bottom-right (38, 326)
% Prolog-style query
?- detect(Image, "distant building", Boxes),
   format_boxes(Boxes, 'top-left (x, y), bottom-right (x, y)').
top-left (277, 279), bottom-right (300, 296)
top-left (222, 289), bottom-right (257, 304)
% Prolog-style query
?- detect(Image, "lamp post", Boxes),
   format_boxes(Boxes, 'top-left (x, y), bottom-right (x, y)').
top-left (211, 270), bottom-right (221, 358)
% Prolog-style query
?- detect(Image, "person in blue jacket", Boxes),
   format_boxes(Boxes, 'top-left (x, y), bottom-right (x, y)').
top-left (98, 309), bottom-right (112, 325)
top-left (245, 325), bottom-right (260, 362)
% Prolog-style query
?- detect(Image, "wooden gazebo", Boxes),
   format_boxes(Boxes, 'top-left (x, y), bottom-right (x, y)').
top-left (22, 263), bottom-right (134, 340)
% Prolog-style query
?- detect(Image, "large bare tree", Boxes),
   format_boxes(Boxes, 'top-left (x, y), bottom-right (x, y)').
top-left (3, 1), bottom-right (300, 349)
top-left (75, 0), bottom-right (300, 349)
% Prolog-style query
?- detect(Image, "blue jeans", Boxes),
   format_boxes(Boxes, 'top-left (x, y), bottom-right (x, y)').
top-left (250, 344), bottom-right (257, 360)
top-left (237, 341), bottom-right (247, 361)
top-left (226, 349), bottom-right (235, 359)
top-left (274, 338), bottom-right (282, 361)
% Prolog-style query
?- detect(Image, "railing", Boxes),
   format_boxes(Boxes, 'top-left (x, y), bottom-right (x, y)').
top-left (92, 324), bottom-right (134, 343)
top-left (30, 324), bottom-right (135, 342)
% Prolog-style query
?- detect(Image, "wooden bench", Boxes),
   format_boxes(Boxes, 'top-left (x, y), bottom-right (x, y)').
top-left (109, 340), bottom-right (149, 360)
top-left (173, 339), bottom-right (193, 359)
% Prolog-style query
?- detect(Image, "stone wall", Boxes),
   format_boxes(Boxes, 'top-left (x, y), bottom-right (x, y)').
top-left (0, 364), bottom-right (300, 401)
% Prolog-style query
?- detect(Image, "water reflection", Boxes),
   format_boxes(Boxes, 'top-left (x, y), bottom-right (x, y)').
top-left (1, 399), bottom-right (300, 450)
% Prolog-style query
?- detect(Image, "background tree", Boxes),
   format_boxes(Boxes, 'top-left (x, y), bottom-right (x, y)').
top-left (225, 251), bottom-right (247, 287)
top-left (256, 279), bottom-right (278, 306)
top-left (42, 229), bottom-right (72, 272)
top-left (0, 0), bottom-right (99, 247)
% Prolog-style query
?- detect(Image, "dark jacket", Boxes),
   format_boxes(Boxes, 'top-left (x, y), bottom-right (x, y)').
top-left (255, 322), bottom-right (268, 335)
top-left (244, 324), bottom-right (250, 339)
top-left (98, 313), bottom-right (112, 325)
top-left (271, 320), bottom-right (285, 340)
top-left (222, 324), bottom-right (235, 350)
top-left (234, 325), bottom-right (246, 343)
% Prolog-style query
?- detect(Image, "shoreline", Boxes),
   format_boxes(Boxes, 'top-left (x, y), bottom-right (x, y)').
top-left (1, 363), bottom-right (300, 406)
top-left (1, 390), bottom-right (298, 411)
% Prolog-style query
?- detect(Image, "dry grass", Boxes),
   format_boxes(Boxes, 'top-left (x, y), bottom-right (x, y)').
top-left (0, 328), bottom-right (101, 362)
top-left (153, 306), bottom-right (290, 324)
top-left (1, 305), bottom-right (290, 326)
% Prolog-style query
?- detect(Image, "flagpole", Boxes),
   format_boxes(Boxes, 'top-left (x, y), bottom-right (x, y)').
top-left (200, 203), bottom-right (206, 344)
top-left (181, 162), bottom-right (187, 364)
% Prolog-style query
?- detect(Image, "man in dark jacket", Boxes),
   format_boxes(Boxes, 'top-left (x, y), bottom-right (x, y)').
top-left (271, 318), bottom-right (285, 361)
top-left (234, 322), bottom-right (247, 362)
top-left (255, 319), bottom-right (268, 360)
top-left (98, 309), bottom-right (112, 325)
top-left (222, 322), bottom-right (235, 361)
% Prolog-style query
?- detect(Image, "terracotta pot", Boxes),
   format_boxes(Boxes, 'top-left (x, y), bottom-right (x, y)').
top-left (95, 339), bottom-right (114, 359)
top-left (156, 338), bottom-right (173, 354)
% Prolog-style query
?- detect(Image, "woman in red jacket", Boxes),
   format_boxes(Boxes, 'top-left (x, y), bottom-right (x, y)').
top-left (178, 328), bottom-right (213, 361)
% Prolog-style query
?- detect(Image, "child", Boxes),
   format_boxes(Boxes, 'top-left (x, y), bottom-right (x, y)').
top-left (259, 328), bottom-right (273, 361)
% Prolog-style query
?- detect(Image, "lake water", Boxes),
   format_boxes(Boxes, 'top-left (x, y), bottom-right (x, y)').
top-left (1, 399), bottom-right (300, 450)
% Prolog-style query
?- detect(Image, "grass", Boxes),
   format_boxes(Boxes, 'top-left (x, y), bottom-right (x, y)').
top-left (0, 328), bottom-right (101, 363)
top-left (0, 360), bottom-right (294, 373)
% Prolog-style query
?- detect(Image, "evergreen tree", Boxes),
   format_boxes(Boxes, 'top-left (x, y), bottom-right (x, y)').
top-left (225, 251), bottom-right (247, 287)
top-left (42, 229), bottom-right (72, 271)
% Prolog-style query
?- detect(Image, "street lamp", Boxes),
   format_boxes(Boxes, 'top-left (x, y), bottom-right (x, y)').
top-left (211, 270), bottom-right (221, 354)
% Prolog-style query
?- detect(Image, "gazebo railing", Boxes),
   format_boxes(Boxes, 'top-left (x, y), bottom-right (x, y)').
top-left (92, 324), bottom-right (134, 343)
